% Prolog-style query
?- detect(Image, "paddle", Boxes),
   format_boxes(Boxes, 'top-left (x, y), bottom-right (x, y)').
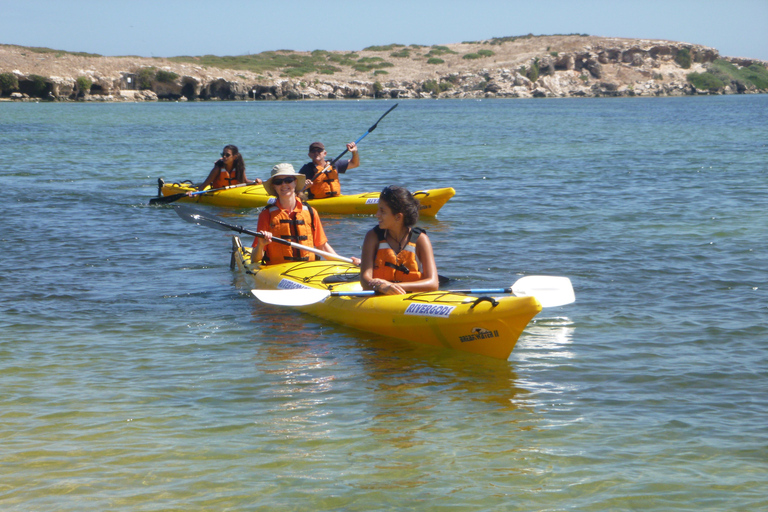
top-left (173, 204), bottom-right (355, 264)
top-left (307, 103), bottom-right (399, 186)
top-left (252, 276), bottom-right (576, 308)
top-left (150, 181), bottom-right (256, 205)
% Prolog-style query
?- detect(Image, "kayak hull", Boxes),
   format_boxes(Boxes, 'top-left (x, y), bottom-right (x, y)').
top-left (157, 180), bottom-right (455, 216)
top-left (231, 237), bottom-right (541, 359)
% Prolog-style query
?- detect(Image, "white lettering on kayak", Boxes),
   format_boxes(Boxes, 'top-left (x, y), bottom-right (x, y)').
top-left (404, 303), bottom-right (456, 318)
top-left (277, 279), bottom-right (312, 290)
top-left (365, 198), bottom-right (379, 204)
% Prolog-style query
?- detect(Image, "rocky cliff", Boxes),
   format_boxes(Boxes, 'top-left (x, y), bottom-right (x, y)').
top-left (1, 35), bottom-right (766, 101)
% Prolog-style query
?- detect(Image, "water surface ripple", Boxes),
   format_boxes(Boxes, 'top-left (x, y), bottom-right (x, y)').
top-left (1, 96), bottom-right (766, 511)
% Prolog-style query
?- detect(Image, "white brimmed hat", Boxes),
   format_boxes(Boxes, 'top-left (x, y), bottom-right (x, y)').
top-left (263, 163), bottom-right (306, 196)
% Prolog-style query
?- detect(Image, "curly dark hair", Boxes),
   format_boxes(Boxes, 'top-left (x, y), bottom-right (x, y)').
top-left (379, 185), bottom-right (421, 227)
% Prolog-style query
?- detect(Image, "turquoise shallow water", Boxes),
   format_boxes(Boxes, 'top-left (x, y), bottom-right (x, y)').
top-left (1, 97), bottom-right (767, 511)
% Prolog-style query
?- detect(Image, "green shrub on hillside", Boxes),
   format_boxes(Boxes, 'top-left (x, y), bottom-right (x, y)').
top-left (527, 58), bottom-right (540, 82)
top-left (489, 36), bottom-right (518, 45)
top-left (363, 44), bottom-right (405, 52)
top-left (426, 46), bottom-right (457, 57)
top-left (687, 72), bottom-right (725, 91)
top-left (740, 63), bottom-right (768, 89)
top-left (155, 70), bottom-right (179, 83)
top-left (675, 48), bottom-right (692, 69)
top-left (463, 49), bottom-right (494, 60)
top-left (328, 53), bottom-right (358, 67)
top-left (76, 76), bottom-right (92, 93)
top-left (169, 51), bottom-right (342, 77)
top-left (137, 67), bottom-right (155, 89)
top-left (0, 72), bottom-right (19, 94)
top-left (427, 58), bottom-right (444, 65)
top-left (686, 59), bottom-right (768, 91)
top-left (422, 79), bottom-right (452, 95)
top-left (354, 57), bottom-right (394, 72)
top-left (390, 49), bottom-right (411, 58)
top-left (444, 74), bottom-right (460, 84)
top-left (29, 74), bottom-right (48, 96)
top-left (25, 46), bottom-right (101, 58)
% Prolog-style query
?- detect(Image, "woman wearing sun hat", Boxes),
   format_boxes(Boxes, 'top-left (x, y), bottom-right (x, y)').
top-left (253, 163), bottom-right (359, 266)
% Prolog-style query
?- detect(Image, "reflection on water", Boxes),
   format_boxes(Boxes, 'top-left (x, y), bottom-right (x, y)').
top-left (241, 284), bottom-right (541, 452)
top-left (517, 316), bottom-right (576, 359)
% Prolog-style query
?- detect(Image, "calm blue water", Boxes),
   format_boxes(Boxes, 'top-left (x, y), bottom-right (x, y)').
top-left (1, 97), bottom-right (766, 511)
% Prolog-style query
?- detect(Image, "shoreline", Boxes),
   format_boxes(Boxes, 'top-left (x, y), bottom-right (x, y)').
top-left (2, 36), bottom-right (767, 101)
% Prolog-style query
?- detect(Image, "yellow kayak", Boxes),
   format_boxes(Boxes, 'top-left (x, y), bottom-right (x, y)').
top-left (155, 179), bottom-right (455, 217)
top-left (231, 237), bottom-right (542, 359)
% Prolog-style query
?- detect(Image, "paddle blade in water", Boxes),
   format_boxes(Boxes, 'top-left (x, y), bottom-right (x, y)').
top-left (149, 192), bottom-right (186, 205)
top-left (511, 276), bottom-right (575, 308)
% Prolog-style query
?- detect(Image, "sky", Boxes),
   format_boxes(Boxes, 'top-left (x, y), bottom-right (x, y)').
top-left (1, 0), bottom-right (766, 61)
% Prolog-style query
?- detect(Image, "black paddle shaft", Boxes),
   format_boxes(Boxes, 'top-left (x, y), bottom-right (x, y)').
top-left (329, 103), bottom-right (398, 165)
top-left (174, 205), bottom-right (297, 246)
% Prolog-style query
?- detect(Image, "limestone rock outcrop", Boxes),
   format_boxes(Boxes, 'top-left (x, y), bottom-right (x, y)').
top-left (1, 38), bottom-right (765, 102)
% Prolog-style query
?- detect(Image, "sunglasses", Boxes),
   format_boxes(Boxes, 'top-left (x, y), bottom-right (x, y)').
top-left (272, 177), bottom-right (296, 186)
top-left (221, 152), bottom-right (233, 158)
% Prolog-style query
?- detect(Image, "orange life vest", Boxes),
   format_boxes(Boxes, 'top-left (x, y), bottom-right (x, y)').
top-left (211, 167), bottom-right (239, 189)
top-left (307, 163), bottom-right (341, 199)
top-left (261, 202), bottom-right (317, 264)
top-left (372, 226), bottom-right (424, 282)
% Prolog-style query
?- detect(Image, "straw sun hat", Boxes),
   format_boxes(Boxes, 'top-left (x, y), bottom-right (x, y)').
top-left (263, 163), bottom-right (306, 196)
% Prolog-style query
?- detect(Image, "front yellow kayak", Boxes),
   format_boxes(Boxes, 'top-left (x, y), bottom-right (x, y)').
top-left (156, 179), bottom-right (455, 217)
top-left (231, 237), bottom-right (541, 359)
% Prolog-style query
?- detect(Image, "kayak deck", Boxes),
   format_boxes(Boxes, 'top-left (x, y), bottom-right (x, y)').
top-left (156, 179), bottom-right (455, 216)
top-left (231, 237), bottom-right (541, 359)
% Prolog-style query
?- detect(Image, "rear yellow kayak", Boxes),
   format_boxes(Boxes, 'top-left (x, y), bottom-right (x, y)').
top-left (156, 179), bottom-right (455, 217)
top-left (231, 237), bottom-right (541, 359)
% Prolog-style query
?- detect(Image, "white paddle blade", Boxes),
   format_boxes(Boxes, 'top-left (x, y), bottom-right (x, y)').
top-left (511, 276), bottom-right (575, 308)
top-left (251, 289), bottom-right (330, 307)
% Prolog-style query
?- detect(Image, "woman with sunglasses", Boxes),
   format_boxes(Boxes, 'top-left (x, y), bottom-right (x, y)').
top-left (196, 145), bottom-right (261, 191)
top-left (361, 185), bottom-right (438, 295)
top-left (253, 163), bottom-right (360, 266)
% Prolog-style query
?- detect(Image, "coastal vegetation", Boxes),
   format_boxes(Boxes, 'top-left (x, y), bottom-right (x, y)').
top-left (687, 59), bottom-right (768, 91)
top-left (168, 50), bottom-right (400, 77)
top-left (18, 45), bottom-right (102, 58)
top-left (2, 36), bottom-right (766, 101)
top-left (0, 71), bottom-right (18, 94)
top-left (422, 79), bottom-right (452, 95)
top-left (27, 74), bottom-right (48, 96)
top-left (155, 69), bottom-right (179, 83)
top-left (75, 76), bottom-right (92, 94)
top-left (463, 49), bottom-right (495, 60)
top-left (675, 48), bottom-right (692, 68)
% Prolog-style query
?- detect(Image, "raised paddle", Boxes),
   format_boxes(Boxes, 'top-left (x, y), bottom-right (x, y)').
top-left (306, 103), bottom-right (399, 187)
top-left (150, 181), bottom-right (257, 205)
top-left (331, 103), bottom-right (398, 164)
top-left (251, 276), bottom-right (576, 308)
top-left (173, 205), bottom-right (355, 264)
